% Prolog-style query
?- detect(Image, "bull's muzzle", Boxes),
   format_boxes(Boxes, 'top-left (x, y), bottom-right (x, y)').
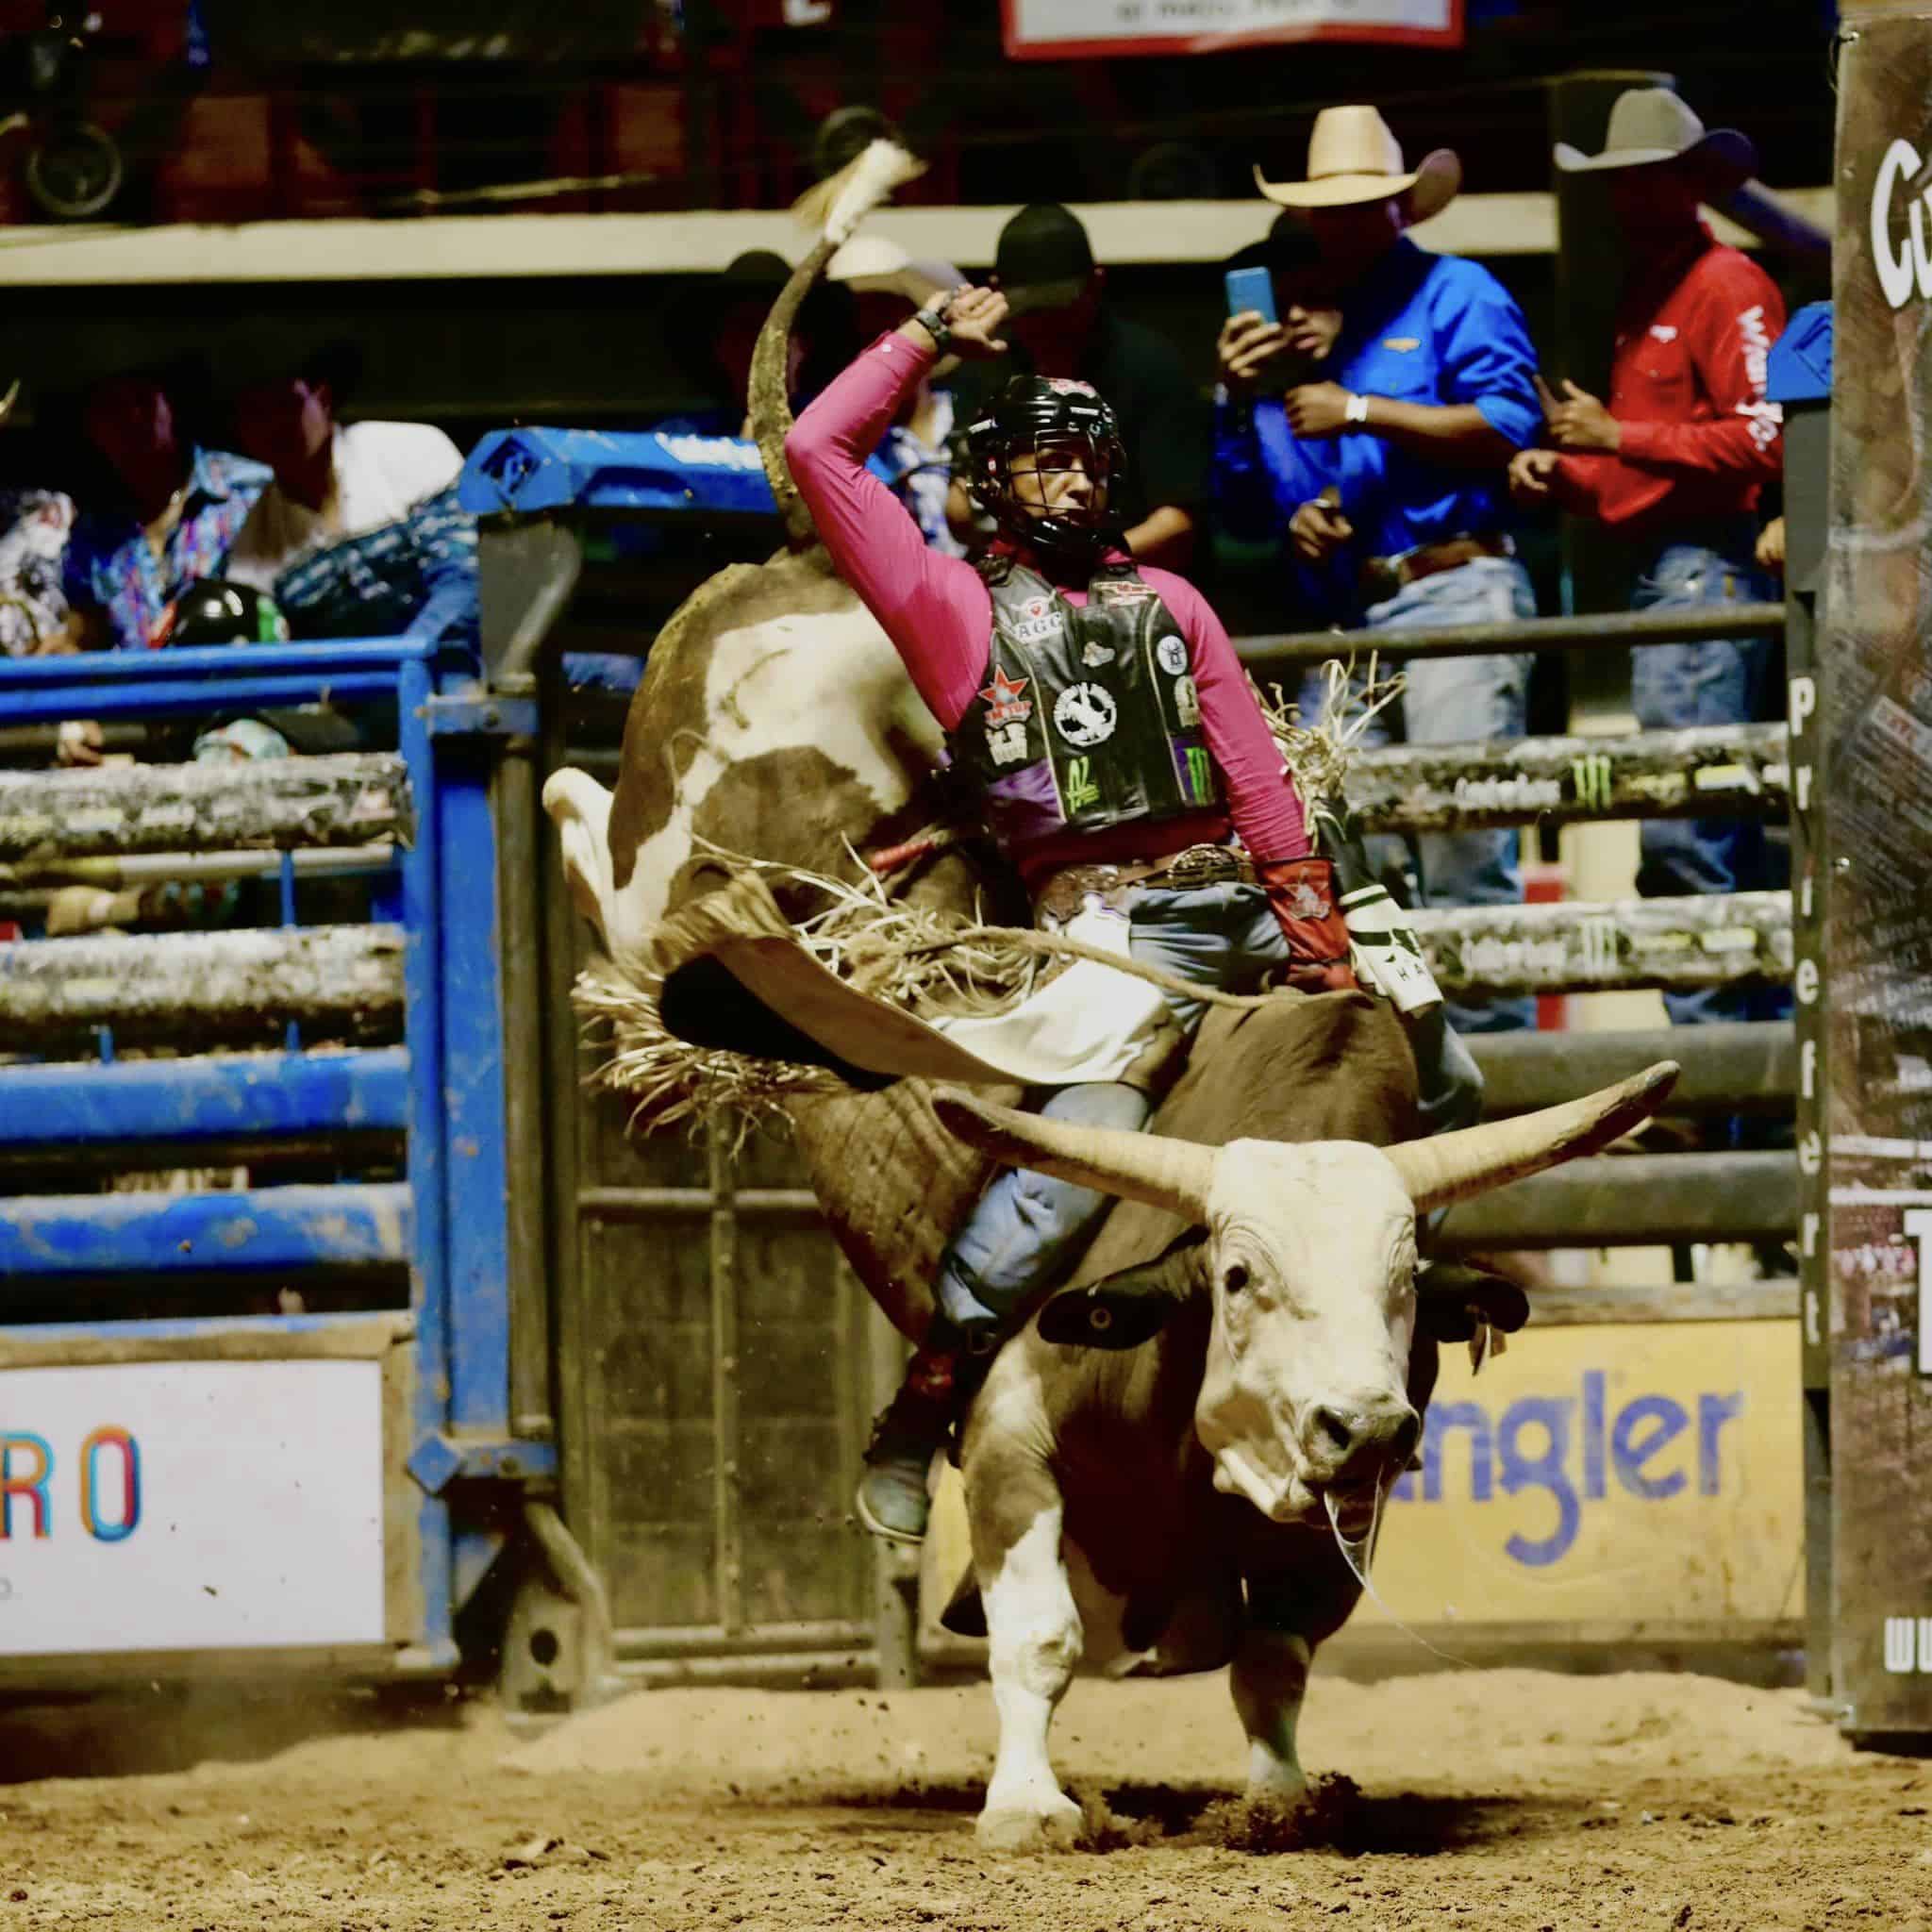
top-left (1299, 1394), bottom-right (1422, 1490)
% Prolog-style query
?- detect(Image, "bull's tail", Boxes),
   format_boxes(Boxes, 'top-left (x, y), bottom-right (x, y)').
top-left (749, 139), bottom-right (926, 551)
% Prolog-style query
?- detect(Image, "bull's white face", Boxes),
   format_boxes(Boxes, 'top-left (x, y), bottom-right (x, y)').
top-left (1192, 1141), bottom-right (1421, 1533)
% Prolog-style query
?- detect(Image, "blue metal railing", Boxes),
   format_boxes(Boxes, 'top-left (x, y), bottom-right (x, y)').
top-left (0, 637), bottom-right (534, 1675)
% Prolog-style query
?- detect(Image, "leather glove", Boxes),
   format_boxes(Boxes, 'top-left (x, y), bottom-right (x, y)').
top-left (1256, 855), bottom-right (1358, 994)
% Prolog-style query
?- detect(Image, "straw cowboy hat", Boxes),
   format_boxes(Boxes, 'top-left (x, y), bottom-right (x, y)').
top-left (1253, 106), bottom-right (1460, 220)
top-left (1554, 88), bottom-right (1757, 189)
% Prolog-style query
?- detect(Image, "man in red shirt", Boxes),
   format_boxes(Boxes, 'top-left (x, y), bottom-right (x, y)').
top-left (1510, 88), bottom-right (1788, 1037)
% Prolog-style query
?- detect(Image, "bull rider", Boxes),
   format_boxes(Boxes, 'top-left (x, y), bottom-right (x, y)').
top-left (787, 284), bottom-right (1481, 1544)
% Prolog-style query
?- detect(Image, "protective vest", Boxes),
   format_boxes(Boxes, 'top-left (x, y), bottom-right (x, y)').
top-left (947, 561), bottom-right (1224, 858)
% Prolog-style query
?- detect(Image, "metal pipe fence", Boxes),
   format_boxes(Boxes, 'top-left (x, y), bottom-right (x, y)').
top-left (1237, 599), bottom-right (1789, 671)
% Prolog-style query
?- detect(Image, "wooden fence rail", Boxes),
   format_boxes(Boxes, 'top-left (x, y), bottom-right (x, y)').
top-left (0, 754), bottom-right (411, 864)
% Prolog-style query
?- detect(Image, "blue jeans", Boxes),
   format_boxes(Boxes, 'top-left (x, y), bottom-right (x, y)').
top-left (1629, 536), bottom-right (1790, 1029)
top-left (1301, 556), bottom-right (1537, 1035)
top-left (933, 883), bottom-right (1483, 1329)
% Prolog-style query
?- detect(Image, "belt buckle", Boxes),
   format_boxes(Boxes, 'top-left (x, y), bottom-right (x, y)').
top-left (1165, 843), bottom-right (1235, 888)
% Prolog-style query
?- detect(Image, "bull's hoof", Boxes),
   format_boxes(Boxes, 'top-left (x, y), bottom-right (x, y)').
top-left (1243, 1768), bottom-right (1308, 1806)
top-left (976, 1790), bottom-right (1084, 1854)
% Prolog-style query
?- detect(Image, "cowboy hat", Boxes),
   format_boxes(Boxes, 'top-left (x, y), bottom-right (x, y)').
top-left (1253, 106), bottom-right (1460, 221)
top-left (1553, 88), bottom-right (1756, 187)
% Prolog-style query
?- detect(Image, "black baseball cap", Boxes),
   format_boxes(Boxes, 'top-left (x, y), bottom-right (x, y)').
top-left (1225, 211), bottom-right (1327, 285)
top-left (993, 204), bottom-right (1096, 316)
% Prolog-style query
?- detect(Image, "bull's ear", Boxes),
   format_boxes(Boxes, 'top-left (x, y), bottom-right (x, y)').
top-left (1414, 1261), bottom-right (1530, 1343)
top-left (1037, 1231), bottom-right (1208, 1351)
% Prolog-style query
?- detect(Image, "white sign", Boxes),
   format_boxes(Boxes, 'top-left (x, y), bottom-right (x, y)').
top-left (1872, 138), bottom-right (1932, 310)
top-left (1003, 0), bottom-right (1460, 58)
top-left (0, 1360), bottom-right (386, 1656)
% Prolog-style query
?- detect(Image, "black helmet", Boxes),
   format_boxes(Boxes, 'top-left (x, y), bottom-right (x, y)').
top-left (961, 375), bottom-right (1127, 568)
top-left (154, 578), bottom-right (290, 648)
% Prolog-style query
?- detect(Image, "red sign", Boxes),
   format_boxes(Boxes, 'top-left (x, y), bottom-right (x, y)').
top-left (1001, 0), bottom-right (1462, 58)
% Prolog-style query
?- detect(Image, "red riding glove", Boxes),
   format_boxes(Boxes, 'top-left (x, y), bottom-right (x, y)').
top-left (1255, 856), bottom-right (1358, 994)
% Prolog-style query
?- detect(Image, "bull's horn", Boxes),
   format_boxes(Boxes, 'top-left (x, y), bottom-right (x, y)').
top-left (1381, 1060), bottom-right (1679, 1213)
top-left (931, 1090), bottom-right (1215, 1224)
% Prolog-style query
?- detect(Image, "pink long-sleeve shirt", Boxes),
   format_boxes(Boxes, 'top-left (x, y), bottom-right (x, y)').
top-left (785, 329), bottom-right (1307, 886)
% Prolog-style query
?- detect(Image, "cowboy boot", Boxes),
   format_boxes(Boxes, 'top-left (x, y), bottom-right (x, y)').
top-left (855, 1315), bottom-right (998, 1545)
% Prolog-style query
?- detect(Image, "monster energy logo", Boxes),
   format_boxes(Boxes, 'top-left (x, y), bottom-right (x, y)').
top-left (1572, 751), bottom-right (1614, 814)
top-left (1065, 757), bottom-right (1100, 812)
top-left (1577, 914), bottom-right (1619, 979)
top-left (1185, 745), bottom-right (1213, 803)
top-left (1885, 1617), bottom-right (1932, 1674)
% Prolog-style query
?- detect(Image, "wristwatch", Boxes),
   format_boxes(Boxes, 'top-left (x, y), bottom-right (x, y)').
top-left (1344, 391), bottom-right (1372, 425)
top-left (910, 301), bottom-right (953, 352)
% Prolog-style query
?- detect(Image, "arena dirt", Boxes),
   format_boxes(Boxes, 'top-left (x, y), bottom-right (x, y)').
top-left (3, 1668), bottom-right (1928, 1929)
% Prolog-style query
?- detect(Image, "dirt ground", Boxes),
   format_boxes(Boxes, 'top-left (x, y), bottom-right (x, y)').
top-left (2, 1667), bottom-right (1929, 1931)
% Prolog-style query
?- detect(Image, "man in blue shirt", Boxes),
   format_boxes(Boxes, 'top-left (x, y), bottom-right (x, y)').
top-left (1214, 106), bottom-right (1542, 1033)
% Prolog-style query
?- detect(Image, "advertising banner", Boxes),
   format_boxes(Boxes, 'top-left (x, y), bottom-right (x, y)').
top-left (0, 1360), bottom-right (386, 1657)
top-left (1371, 1322), bottom-right (1800, 1631)
top-left (1820, 12), bottom-right (1932, 1736)
top-left (1003, 0), bottom-right (1462, 58)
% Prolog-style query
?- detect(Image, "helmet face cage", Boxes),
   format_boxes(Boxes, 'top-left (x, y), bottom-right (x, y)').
top-left (965, 379), bottom-right (1129, 562)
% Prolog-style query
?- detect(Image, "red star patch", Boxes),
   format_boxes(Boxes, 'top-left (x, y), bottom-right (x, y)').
top-left (979, 666), bottom-right (1032, 727)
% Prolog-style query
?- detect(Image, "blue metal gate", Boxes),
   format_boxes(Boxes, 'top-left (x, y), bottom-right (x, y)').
top-left (0, 639), bottom-right (578, 1689)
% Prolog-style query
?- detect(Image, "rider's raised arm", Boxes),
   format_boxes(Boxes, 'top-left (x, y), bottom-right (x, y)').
top-left (786, 332), bottom-right (991, 731)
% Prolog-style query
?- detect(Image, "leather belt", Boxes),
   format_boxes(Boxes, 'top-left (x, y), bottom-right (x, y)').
top-left (1360, 532), bottom-right (1514, 600)
top-left (1032, 843), bottom-right (1257, 926)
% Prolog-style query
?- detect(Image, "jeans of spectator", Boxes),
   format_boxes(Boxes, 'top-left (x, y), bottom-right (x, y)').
top-left (932, 881), bottom-right (1484, 1330)
top-left (561, 652), bottom-right (647, 695)
top-left (1300, 556), bottom-right (1537, 1034)
top-left (1629, 534), bottom-right (1790, 1031)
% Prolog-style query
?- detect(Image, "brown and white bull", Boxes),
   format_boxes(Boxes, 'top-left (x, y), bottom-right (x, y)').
top-left (543, 146), bottom-right (1678, 1850)
top-left (917, 1022), bottom-right (1669, 1849)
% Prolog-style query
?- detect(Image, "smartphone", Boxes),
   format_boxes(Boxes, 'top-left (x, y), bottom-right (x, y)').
top-left (1224, 266), bottom-right (1277, 324)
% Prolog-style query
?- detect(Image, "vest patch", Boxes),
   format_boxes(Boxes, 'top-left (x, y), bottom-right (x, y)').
top-left (1174, 675), bottom-right (1200, 728)
top-left (986, 720), bottom-right (1029, 766)
top-left (1054, 682), bottom-right (1119, 747)
top-left (1156, 634), bottom-right (1188, 675)
top-left (979, 665), bottom-right (1032, 725)
top-left (1011, 593), bottom-right (1062, 645)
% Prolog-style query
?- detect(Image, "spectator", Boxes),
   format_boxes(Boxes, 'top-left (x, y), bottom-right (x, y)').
top-left (663, 250), bottom-right (858, 439)
top-left (948, 203), bottom-right (1209, 571)
top-left (260, 488), bottom-right (478, 658)
top-left (224, 341), bottom-right (466, 625)
top-left (219, 342), bottom-right (476, 658)
top-left (1510, 89), bottom-right (1788, 1038)
top-left (827, 234), bottom-right (968, 555)
top-left (0, 372), bottom-right (75, 657)
top-left (0, 487), bottom-right (75, 657)
top-left (62, 362), bottom-right (271, 653)
top-left (1215, 106), bottom-right (1542, 1035)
